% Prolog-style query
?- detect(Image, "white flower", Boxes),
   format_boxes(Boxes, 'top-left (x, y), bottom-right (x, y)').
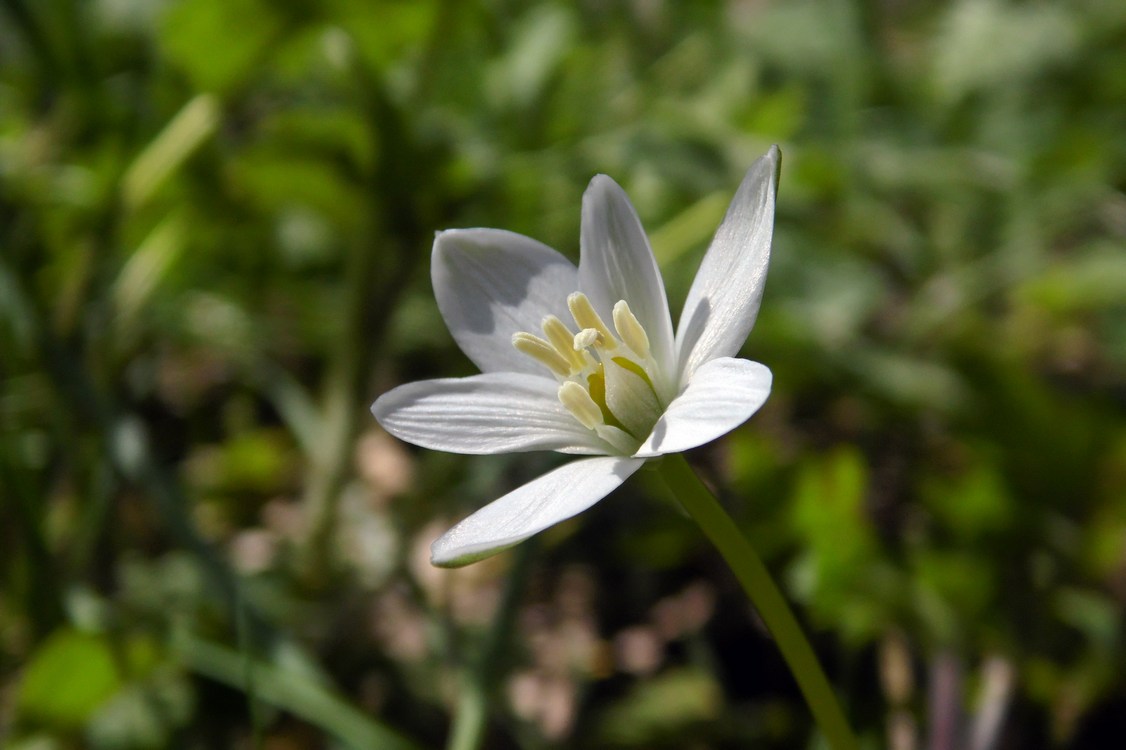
top-left (373, 147), bottom-right (780, 567)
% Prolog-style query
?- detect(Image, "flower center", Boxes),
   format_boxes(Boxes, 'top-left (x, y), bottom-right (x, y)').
top-left (513, 292), bottom-right (664, 454)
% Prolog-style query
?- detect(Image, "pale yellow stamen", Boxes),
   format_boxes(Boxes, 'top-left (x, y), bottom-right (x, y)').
top-left (558, 381), bottom-right (603, 429)
top-left (541, 315), bottom-right (584, 371)
top-left (512, 332), bottom-right (571, 377)
top-left (567, 292), bottom-right (617, 349)
top-left (512, 291), bottom-right (662, 456)
top-left (612, 300), bottom-right (650, 359)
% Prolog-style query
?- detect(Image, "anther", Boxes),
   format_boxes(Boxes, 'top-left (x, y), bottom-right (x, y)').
top-left (612, 300), bottom-right (650, 359)
top-left (558, 382), bottom-right (604, 430)
top-left (567, 293), bottom-right (617, 349)
top-left (541, 316), bottom-right (584, 371)
top-left (512, 332), bottom-right (571, 377)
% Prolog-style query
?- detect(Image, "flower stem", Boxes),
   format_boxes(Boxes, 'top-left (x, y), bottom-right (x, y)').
top-left (653, 455), bottom-right (859, 750)
top-left (446, 539), bottom-right (536, 750)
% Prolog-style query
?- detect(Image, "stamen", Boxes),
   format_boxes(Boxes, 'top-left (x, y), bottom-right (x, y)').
top-left (612, 300), bottom-right (650, 359)
top-left (541, 315), bottom-right (584, 371)
top-left (567, 293), bottom-right (617, 349)
top-left (558, 382), bottom-right (603, 429)
top-left (513, 291), bottom-right (663, 457)
top-left (512, 332), bottom-right (571, 377)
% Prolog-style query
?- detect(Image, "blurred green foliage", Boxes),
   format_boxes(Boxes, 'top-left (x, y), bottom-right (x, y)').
top-left (1, 0), bottom-right (1124, 748)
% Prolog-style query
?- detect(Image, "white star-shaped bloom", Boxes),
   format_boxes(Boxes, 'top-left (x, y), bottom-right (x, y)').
top-left (373, 147), bottom-right (780, 566)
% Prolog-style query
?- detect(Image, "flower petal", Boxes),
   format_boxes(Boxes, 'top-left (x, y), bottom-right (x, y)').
top-left (372, 372), bottom-right (608, 455)
top-left (431, 456), bottom-right (645, 567)
top-left (634, 357), bottom-right (772, 457)
top-left (433, 229), bottom-right (577, 375)
top-left (579, 176), bottom-right (676, 394)
top-left (675, 146), bottom-right (780, 383)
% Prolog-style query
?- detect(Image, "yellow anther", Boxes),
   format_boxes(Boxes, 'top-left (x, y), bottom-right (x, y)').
top-left (512, 332), bottom-right (571, 377)
top-left (541, 315), bottom-right (584, 371)
top-left (558, 381), bottom-right (604, 430)
top-left (567, 292), bottom-right (617, 349)
top-left (612, 300), bottom-right (650, 359)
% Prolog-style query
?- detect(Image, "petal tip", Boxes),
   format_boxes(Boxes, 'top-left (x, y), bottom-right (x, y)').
top-left (762, 145), bottom-right (782, 190)
top-left (585, 173), bottom-right (625, 201)
top-left (430, 536), bottom-right (513, 569)
top-left (369, 392), bottom-right (389, 422)
top-left (431, 229), bottom-right (453, 263)
top-left (432, 227), bottom-right (467, 252)
top-left (429, 545), bottom-right (464, 568)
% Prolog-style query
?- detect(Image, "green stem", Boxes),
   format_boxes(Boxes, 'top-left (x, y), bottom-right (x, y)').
top-left (446, 682), bottom-right (488, 750)
top-left (653, 455), bottom-right (859, 750)
top-left (445, 539), bottom-right (536, 750)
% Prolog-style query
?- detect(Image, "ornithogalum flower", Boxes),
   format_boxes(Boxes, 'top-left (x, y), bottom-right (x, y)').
top-left (373, 147), bottom-right (780, 567)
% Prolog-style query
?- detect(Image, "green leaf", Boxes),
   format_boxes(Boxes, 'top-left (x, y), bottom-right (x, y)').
top-left (173, 631), bottom-right (420, 750)
top-left (1017, 244), bottom-right (1126, 313)
top-left (17, 629), bottom-right (122, 727)
top-left (912, 550), bottom-right (995, 644)
top-left (230, 150), bottom-right (363, 225)
top-left (788, 447), bottom-right (894, 643)
top-left (485, 4), bottom-right (576, 110)
top-left (921, 458), bottom-right (1014, 538)
top-left (159, 0), bottom-right (284, 93)
top-left (86, 670), bottom-right (194, 750)
top-left (933, 0), bottom-right (1080, 103)
top-left (596, 668), bottom-right (722, 747)
top-left (121, 96), bottom-right (219, 212)
top-left (329, 0), bottom-right (437, 72)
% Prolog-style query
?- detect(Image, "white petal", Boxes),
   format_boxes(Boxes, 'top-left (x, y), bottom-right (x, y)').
top-left (372, 372), bottom-right (607, 455)
top-left (675, 147), bottom-right (780, 383)
top-left (579, 176), bottom-right (676, 393)
top-left (634, 358), bottom-right (772, 458)
top-left (433, 229), bottom-right (577, 375)
top-left (431, 456), bottom-right (645, 567)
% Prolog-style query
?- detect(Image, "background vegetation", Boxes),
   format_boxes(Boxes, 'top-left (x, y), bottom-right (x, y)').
top-left (2, 0), bottom-right (1125, 747)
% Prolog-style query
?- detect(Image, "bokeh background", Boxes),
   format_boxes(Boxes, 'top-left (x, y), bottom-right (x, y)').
top-left (2, 0), bottom-right (1125, 748)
